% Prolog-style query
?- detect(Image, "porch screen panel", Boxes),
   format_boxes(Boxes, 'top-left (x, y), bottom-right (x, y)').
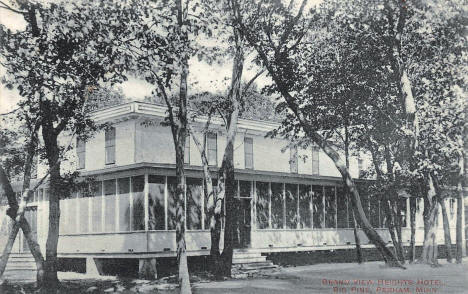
top-left (416, 198), bottom-right (424, 228)
top-left (59, 199), bottom-right (68, 234)
top-left (255, 181), bottom-right (269, 229)
top-left (312, 185), bottom-right (324, 228)
top-left (132, 175), bottom-right (145, 231)
top-left (91, 181), bottom-right (102, 232)
top-left (204, 179), bottom-right (218, 230)
top-left (78, 190), bottom-right (89, 233)
top-left (369, 195), bottom-right (380, 228)
top-left (148, 175), bottom-right (165, 230)
top-left (285, 184), bottom-right (298, 229)
top-left (67, 197), bottom-right (78, 233)
top-left (118, 177), bottom-right (131, 231)
top-left (360, 192), bottom-right (369, 220)
top-left (357, 184), bottom-right (369, 219)
top-left (298, 184), bottom-right (312, 228)
top-left (379, 200), bottom-right (386, 228)
top-left (270, 183), bottom-right (284, 229)
top-left (239, 181), bottom-right (251, 198)
top-left (167, 177), bottom-right (178, 230)
top-left (336, 186), bottom-right (348, 228)
top-left (399, 198), bottom-right (407, 227)
top-left (104, 179), bottom-right (116, 232)
top-left (324, 186), bottom-right (336, 228)
top-left (187, 178), bottom-right (203, 230)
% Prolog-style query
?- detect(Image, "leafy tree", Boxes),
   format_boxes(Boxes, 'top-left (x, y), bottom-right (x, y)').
top-left (230, 0), bottom-right (404, 267)
top-left (0, 0), bottom-right (131, 288)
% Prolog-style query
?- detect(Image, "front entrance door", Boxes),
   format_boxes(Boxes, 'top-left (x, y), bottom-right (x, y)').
top-left (234, 198), bottom-right (251, 248)
top-left (20, 206), bottom-right (37, 252)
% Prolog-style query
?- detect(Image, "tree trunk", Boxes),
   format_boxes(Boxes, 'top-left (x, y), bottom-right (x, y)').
top-left (456, 181), bottom-right (464, 263)
top-left (219, 28), bottom-right (244, 277)
top-left (409, 197), bottom-right (416, 263)
top-left (394, 199), bottom-right (405, 263)
top-left (175, 52), bottom-right (191, 294)
top-left (345, 125), bottom-right (362, 264)
top-left (175, 158), bottom-right (190, 293)
top-left (220, 144), bottom-right (235, 277)
top-left (382, 198), bottom-right (399, 261)
top-left (350, 202), bottom-right (363, 263)
top-left (456, 149), bottom-right (465, 263)
top-left (420, 175), bottom-right (440, 266)
top-left (42, 128), bottom-right (61, 289)
top-left (438, 197), bottom-right (453, 262)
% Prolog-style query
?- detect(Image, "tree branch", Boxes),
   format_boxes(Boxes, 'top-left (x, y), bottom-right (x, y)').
top-left (0, 1), bottom-right (26, 14)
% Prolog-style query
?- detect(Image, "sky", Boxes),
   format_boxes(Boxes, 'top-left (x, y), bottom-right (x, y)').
top-left (0, 0), bottom-right (320, 114)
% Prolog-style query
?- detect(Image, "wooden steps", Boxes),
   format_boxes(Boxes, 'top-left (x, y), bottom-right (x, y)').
top-left (4, 253), bottom-right (36, 271)
top-left (232, 249), bottom-right (277, 271)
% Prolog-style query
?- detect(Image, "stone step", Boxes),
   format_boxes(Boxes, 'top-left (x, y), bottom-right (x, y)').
top-left (235, 261), bottom-right (278, 271)
top-left (233, 252), bottom-right (263, 258)
top-left (232, 256), bottom-right (267, 264)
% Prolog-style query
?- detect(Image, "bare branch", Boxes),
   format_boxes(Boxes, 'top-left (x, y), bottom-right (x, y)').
top-left (0, 1), bottom-right (27, 14)
top-left (242, 69), bottom-right (265, 96)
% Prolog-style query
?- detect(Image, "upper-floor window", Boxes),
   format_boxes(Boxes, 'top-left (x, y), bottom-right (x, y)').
top-left (207, 133), bottom-right (217, 166)
top-left (244, 137), bottom-right (253, 169)
top-left (105, 127), bottom-right (116, 165)
top-left (358, 158), bottom-right (364, 178)
top-left (76, 138), bottom-right (86, 169)
top-left (290, 146), bottom-right (298, 173)
top-left (312, 145), bottom-right (319, 175)
top-left (184, 135), bottom-right (190, 165)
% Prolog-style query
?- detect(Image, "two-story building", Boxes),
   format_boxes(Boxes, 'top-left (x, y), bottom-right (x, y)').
top-left (0, 102), bottom-right (460, 276)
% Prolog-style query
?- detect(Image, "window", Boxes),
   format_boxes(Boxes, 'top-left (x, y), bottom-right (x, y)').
top-left (77, 138), bottom-right (86, 169)
top-left (358, 158), bottom-right (364, 178)
top-left (312, 146), bottom-right (319, 175)
top-left (290, 146), bottom-right (298, 173)
top-left (207, 133), bottom-right (217, 166)
top-left (184, 135), bottom-right (190, 165)
top-left (105, 127), bottom-right (116, 165)
top-left (244, 137), bottom-right (253, 169)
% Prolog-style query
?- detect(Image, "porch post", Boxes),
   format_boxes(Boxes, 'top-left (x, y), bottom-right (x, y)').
top-left (164, 176), bottom-right (168, 230)
top-left (268, 182), bottom-right (272, 229)
top-left (144, 173), bottom-right (149, 231)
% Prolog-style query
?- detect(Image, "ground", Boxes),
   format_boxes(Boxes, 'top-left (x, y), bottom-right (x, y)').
top-left (1, 258), bottom-right (467, 293)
